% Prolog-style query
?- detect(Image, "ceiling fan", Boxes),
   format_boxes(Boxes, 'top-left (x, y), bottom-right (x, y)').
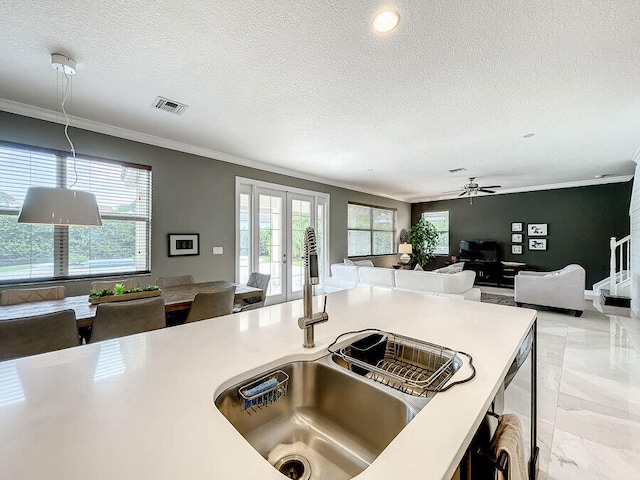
top-left (457, 177), bottom-right (502, 204)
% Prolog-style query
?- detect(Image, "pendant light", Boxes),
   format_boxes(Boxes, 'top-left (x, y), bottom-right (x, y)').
top-left (18, 54), bottom-right (102, 226)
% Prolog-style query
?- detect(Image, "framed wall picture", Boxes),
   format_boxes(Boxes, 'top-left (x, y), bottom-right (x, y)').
top-left (511, 222), bottom-right (523, 232)
top-left (512, 245), bottom-right (523, 254)
top-left (168, 233), bottom-right (200, 256)
top-left (528, 223), bottom-right (548, 236)
top-left (511, 233), bottom-right (523, 243)
top-left (529, 238), bottom-right (547, 251)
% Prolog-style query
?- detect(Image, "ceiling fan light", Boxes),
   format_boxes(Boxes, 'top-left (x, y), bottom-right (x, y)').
top-left (18, 187), bottom-right (102, 226)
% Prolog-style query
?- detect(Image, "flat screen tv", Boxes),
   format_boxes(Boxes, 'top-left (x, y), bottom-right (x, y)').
top-left (459, 240), bottom-right (499, 262)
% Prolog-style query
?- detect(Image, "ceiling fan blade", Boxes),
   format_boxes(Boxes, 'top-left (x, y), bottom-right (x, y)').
top-left (480, 185), bottom-right (501, 189)
top-left (458, 191), bottom-right (468, 197)
top-left (479, 189), bottom-right (496, 193)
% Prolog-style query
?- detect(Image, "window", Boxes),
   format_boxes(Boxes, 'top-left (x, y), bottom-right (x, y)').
top-left (0, 141), bottom-right (152, 283)
top-left (348, 203), bottom-right (396, 256)
top-left (421, 211), bottom-right (449, 255)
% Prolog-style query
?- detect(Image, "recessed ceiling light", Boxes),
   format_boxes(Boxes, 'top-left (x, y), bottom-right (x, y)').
top-left (594, 174), bottom-right (608, 179)
top-left (523, 133), bottom-right (535, 138)
top-left (372, 8), bottom-right (400, 34)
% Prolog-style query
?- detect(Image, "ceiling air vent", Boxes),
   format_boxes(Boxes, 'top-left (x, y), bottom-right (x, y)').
top-left (152, 96), bottom-right (188, 116)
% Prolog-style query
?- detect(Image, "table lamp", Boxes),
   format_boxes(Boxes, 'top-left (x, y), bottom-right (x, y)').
top-left (399, 243), bottom-right (412, 264)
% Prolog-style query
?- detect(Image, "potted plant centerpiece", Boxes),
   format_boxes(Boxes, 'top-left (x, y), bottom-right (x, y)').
top-left (89, 284), bottom-right (161, 304)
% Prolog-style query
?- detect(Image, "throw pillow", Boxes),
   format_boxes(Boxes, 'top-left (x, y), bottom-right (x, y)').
top-left (344, 258), bottom-right (355, 266)
top-left (433, 262), bottom-right (465, 274)
top-left (414, 263), bottom-right (424, 271)
top-left (353, 259), bottom-right (374, 267)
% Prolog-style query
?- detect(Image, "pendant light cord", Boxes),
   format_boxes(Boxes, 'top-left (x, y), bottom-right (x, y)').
top-left (60, 71), bottom-right (79, 188)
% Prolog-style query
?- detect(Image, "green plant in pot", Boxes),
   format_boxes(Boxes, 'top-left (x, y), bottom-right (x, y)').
top-left (409, 218), bottom-right (440, 268)
top-left (89, 285), bottom-right (160, 299)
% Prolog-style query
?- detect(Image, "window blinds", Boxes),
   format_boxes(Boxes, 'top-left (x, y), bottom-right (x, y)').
top-left (0, 141), bottom-right (152, 283)
top-left (347, 203), bottom-right (396, 256)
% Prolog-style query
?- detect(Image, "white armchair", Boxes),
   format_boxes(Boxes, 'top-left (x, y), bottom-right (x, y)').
top-left (515, 264), bottom-right (586, 316)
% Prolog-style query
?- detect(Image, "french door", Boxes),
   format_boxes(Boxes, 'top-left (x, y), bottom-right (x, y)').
top-left (236, 178), bottom-right (329, 304)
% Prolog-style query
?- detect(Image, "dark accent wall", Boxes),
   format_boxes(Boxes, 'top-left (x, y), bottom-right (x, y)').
top-left (412, 183), bottom-right (632, 288)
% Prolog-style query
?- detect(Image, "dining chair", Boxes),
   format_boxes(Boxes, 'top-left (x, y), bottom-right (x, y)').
top-left (89, 297), bottom-right (166, 343)
top-left (156, 275), bottom-right (195, 326)
top-left (0, 309), bottom-right (80, 361)
top-left (89, 279), bottom-right (138, 292)
top-left (155, 275), bottom-right (195, 288)
top-left (0, 285), bottom-right (66, 306)
top-left (233, 273), bottom-right (271, 313)
top-left (186, 287), bottom-right (235, 323)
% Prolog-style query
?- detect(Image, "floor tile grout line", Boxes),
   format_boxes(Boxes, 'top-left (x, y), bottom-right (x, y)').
top-left (544, 312), bottom-right (569, 480)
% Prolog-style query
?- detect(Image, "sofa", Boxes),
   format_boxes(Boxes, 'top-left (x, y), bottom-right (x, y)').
top-left (514, 264), bottom-right (586, 316)
top-left (324, 263), bottom-right (481, 301)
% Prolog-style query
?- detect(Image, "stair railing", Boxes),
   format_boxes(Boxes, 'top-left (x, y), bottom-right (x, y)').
top-left (610, 235), bottom-right (631, 295)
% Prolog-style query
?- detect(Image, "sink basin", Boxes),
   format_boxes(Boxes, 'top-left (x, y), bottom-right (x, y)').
top-left (215, 357), bottom-right (416, 479)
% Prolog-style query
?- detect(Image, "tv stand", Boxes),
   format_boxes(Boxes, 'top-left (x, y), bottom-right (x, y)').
top-left (463, 260), bottom-right (502, 286)
top-left (459, 240), bottom-right (501, 286)
top-left (499, 261), bottom-right (527, 287)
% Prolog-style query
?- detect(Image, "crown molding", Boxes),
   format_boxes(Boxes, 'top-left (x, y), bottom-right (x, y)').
top-left (409, 175), bottom-right (634, 203)
top-left (0, 98), bottom-right (407, 203)
top-left (1, 98), bottom-right (633, 206)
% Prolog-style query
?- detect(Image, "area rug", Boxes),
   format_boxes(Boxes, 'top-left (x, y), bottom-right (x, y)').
top-left (480, 293), bottom-right (518, 307)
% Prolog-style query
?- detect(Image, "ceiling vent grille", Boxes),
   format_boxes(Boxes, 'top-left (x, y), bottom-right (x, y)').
top-left (152, 96), bottom-right (188, 116)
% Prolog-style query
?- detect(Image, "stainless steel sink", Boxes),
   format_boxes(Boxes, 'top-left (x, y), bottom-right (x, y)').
top-left (215, 357), bottom-right (417, 479)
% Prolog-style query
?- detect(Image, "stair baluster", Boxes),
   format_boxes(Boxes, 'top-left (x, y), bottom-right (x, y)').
top-left (609, 235), bottom-right (631, 296)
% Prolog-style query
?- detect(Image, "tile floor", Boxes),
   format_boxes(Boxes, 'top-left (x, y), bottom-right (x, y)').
top-left (484, 288), bottom-right (640, 479)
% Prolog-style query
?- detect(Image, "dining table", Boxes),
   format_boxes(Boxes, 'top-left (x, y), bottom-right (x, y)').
top-left (0, 281), bottom-right (263, 329)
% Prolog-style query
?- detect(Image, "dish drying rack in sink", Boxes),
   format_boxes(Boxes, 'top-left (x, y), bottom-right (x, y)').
top-left (330, 330), bottom-right (475, 397)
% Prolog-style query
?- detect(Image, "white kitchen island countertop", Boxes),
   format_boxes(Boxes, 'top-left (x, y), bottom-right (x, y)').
top-left (0, 287), bottom-right (536, 480)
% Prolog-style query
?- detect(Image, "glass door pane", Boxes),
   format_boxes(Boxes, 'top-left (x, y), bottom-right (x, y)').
top-left (238, 192), bottom-right (251, 284)
top-left (287, 194), bottom-right (312, 299)
top-left (257, 190), bottom-right (285, 303)
top-left (317, 201), bottom-right (326, 286)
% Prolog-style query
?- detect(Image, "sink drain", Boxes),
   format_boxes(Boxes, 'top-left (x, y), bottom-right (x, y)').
top-left (274, 454), bottom-right (311, 480)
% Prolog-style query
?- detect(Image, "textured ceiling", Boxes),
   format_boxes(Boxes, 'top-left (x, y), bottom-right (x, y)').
top-left (0, 1), bottom-right (638, 201)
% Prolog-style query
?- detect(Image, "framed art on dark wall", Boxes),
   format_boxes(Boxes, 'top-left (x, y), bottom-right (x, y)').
top-left (528, 223), bottom-right (548, 236)
top-left (511, 222), bottom-right (523, 232)
top-left (512, 245), bottom-right (523, 254)
top-left (168, 233), bottom-right (200, 256)
top-left (511, 233), bottom-right (523, 243)
top-left (529, 238), bottom-right (547, 251)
